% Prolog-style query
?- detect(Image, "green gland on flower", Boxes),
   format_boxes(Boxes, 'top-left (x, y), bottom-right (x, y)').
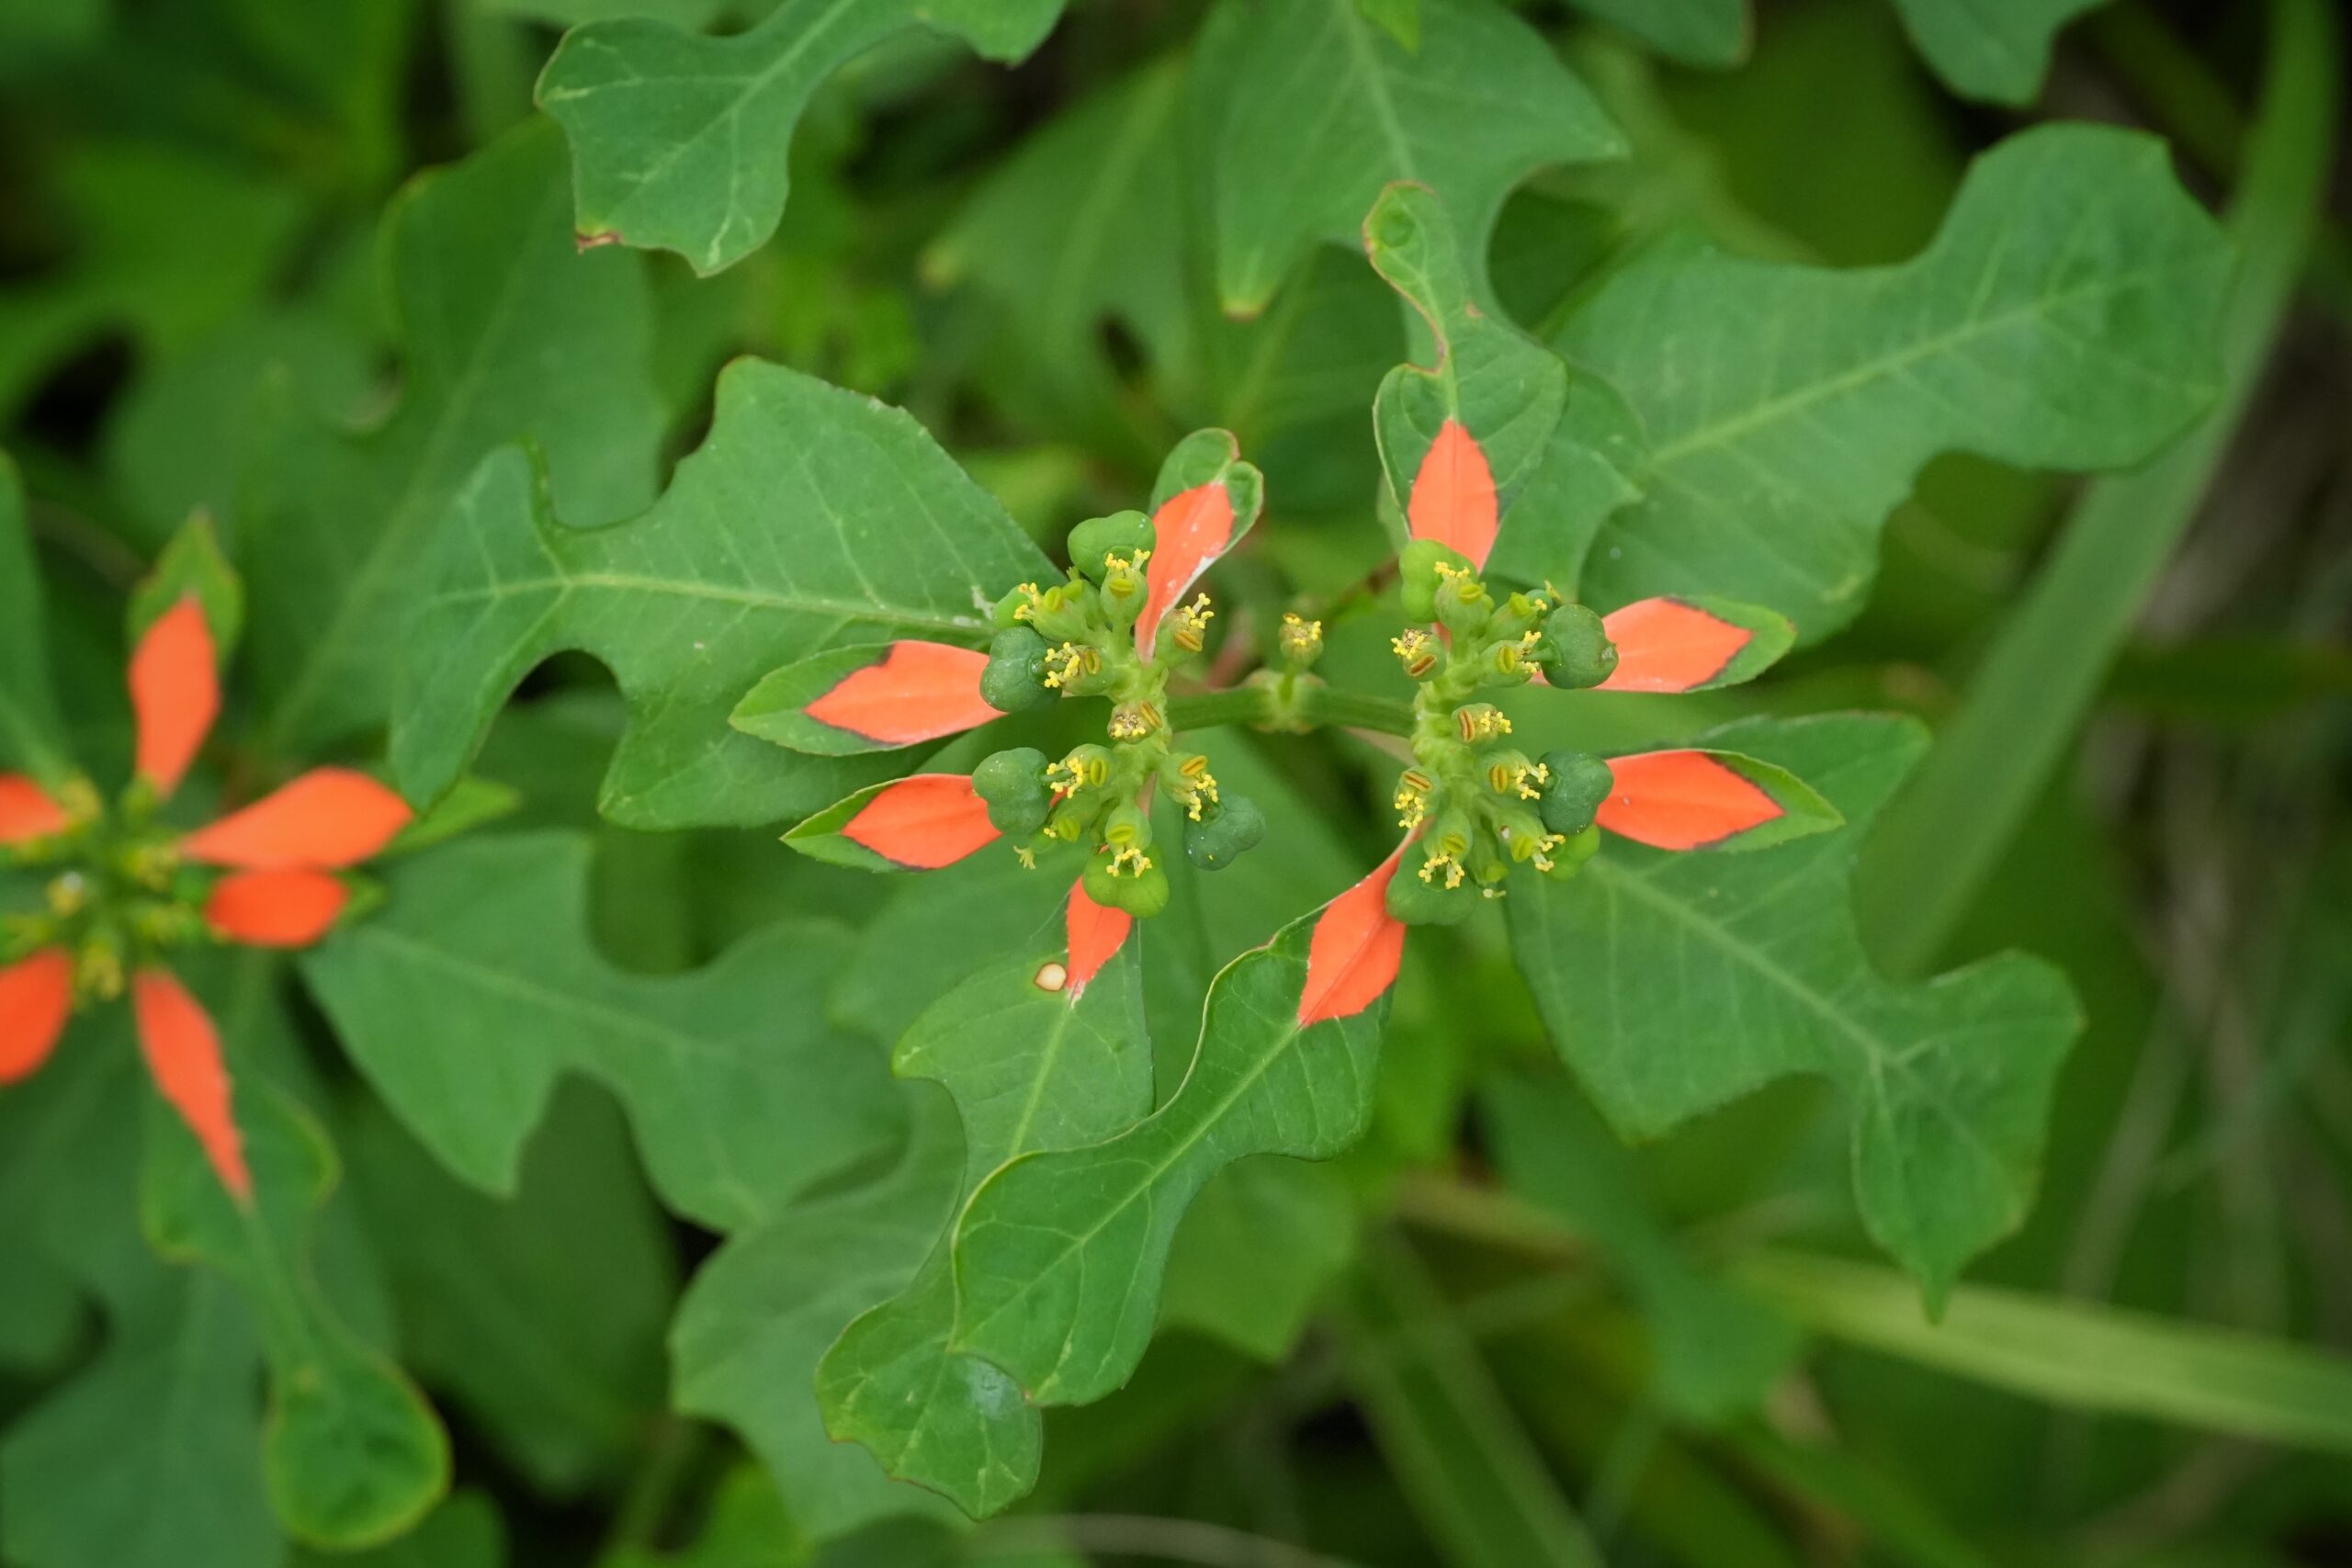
top-left (1100, 549), bottom-right (1150, 629)
top-left (1431, 561), bottom-right (1491, 637)
top-left (1392, 627), bottom-right (1441, 680)
top-left (980, 626), bottom-right (1056, 713)
top-left (1182, 795), bottom-right (1264, 872)
top-left (1162, 752), bottom-right (1221, 820)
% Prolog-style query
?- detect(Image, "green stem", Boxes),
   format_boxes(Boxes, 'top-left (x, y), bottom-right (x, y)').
top-left (1858, 0), bottom-right (2339, 976)
top-left (1166, 681), bottom-right (1418, 737)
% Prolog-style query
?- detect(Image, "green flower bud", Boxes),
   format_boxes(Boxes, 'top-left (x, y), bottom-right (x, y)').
top-left (972, 747), bottom-right (1050, 835)
top-left (991, 583), bottom-right (1034, 630)
top-left (1400, 537), bottom-right (1474, 623)
top-left (1026, 581), bottom-right (1096, 644)
top-left (1535, 604), bottom-right (1616, 689)
top-left (980, 626), bottom-right (1054, 712)
top-left (1067, 511), bottom-right (1153, 581)
top-left (1488, 589), bottom-right (1551, 644)
top-left (1541, 825), bottom-right (1601, 881)
top-left (1183, 795), bottom-right (1264, 871)
top-left (1082, 853), bottom-right (1170, 917)
top-left (1535, 750), bottom-right (1613, 837)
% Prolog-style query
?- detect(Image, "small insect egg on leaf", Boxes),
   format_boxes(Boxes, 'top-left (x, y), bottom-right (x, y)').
top-left (1034, 961), bottom-right (1069, 993)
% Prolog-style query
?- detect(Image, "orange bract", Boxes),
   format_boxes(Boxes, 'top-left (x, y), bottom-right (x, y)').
top-left (181, 768), bottom-right (413, 870)
top-left (1598, 751), bottom-right (1782, 851)
top-left (205, 868), bottom-right (350, 948)
top-left (842, 775), bottom-right (1001, 870)
top-left (132, 968), bottom-right (251, 1201)
top-left (1136, 481), bottom-right (1235, 660)
top-left (1407, 418), bottom-right (1498, 570)
top-left (803, 641), bottom-right (996, 746)
top-left (1065, 881), bottom-right (1131, 997)
top-left (0, 948), bottom-right (74, 1084)
top-left (0, 775), bottom-right (71, 845)
top-left (1297, 852), bottom-right (1408, 1027)
top-left (1599, 598), bottom-right (1755, 694)
top-left (129, 597), bottom-right (219, 798)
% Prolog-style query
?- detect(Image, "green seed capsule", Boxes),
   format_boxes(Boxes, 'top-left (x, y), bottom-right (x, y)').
top-left (980, 626), bottom-right (1055, 712)
top-left (972, 747), bottom-right (1050, 835)
top-left (1400, 537), bottom-right (1474, 623)
top-left (1082, 854), bottom-right (1170, 918)
top-left (1535, 604), bottom-right (1617, 689)
top-left (1535, 750), bottom-right (1614, 837)
top-left (1386, 862), bottom-right (1477, 925)
top-left (1067, 511), bottom-right (1154, 581)
top-left (1183, 795), bottom-right (1265, 871)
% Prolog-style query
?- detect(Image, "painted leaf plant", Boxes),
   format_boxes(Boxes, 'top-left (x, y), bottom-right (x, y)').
top-left (6, 0), bottom-right (2302, 1562)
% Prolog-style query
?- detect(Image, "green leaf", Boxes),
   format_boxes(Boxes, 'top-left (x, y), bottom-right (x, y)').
top-left (1363, 180), bottom-right (1645, 581)
top-left (1484, 1072), bottom-right (1797, 1419)
top-left (1564, 0), bottom-right (1749, 67)
top-left (925, 58), bottom-right (1194, 462)
top-left (1557, 125), bottom-right (2231, 639)
top-left (0, 452), bottom-right (74, 787)
top-left (0, 1275), bottom-right (279, 1568)
top-left (1740, 1248), bottom-right (2352, 1458)
top-left (129, 512), bottom-right (243, 663)
top-left (1884, 0), bottom-right (2103, 106)
top-left (300, 830), bottom-right (901, 1231)
top-left (0, 145), bottom-right (305, 423)
top-left (948, 895), bottom-right (1393, 1405)
top-left (246, 120), bottom-right (662, 756)
top-left (1202, 0), bottom-right (1625, 315)
top-left (1342, 1232), bottom-right (1603, 1568)
top-left (142, 1079), bottom-right (450, 1550)
top-left (1508, 714), bottom-right (2080, 1301)
top-left (1159, 1156), bottom-right (1356, 1362)
top-left (290, 1491), bottom-right (506, 1568)
top-left (537, 0), bottom-right (1068, 276)
top-left (391, 359), bottom-right (1051, 829)
top-left (818, 931), bottom-right (1151, 1517)
top-left (344, 1089), bottom-right (675, 1495)
top-left (673, 1090), bottom-right (968, 1541)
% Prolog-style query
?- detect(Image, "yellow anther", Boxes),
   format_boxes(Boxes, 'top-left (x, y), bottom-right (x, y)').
top-left (1486, 758), bottom-right (1549, 801)
top-left (1454, 705), bottom-right (1512, 743)
top-left (45, 872), bottom-right (88, 918)
top-left (1170, 593), bottom-right (1216, 655)
top-left (1042, 642), bottom-right (1101, 690)
top-left (1417, 848), bottom-right (1466, 890)
top-left (1107, 700), bottom-right (1163, 742)
top-left (1173, 754), bottom-right (1221, 820)
top-left (1012, 582), bottom-right (1045, 622)
top-left (1392, 628), bottom-right (1440, 679)
top-left (77, 943), bottom-right (124, 1002)
top-left (1278, 613), bottom-right (1324, 666)
top-left (1392, 768), bottom-right (1434, 830)
top-left (1107, 843), bottom-right (1153, 876)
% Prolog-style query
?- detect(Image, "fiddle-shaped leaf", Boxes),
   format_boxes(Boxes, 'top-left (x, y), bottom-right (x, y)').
top-left (947, 856), bottom-right (1408, 1405)
top-left (1201, 0), bottom-right (1624, 316)
top-left (246, 121), bottom-right (662, 757)
top-left (673, 1090), bottom-right (968, 1542)
top-left (817, 893), bottom-right (1151, 1517)
top-left (392, 359), bottom-right (1051, 829)
top-left (537, 0), bottom-right (1068, 276)
top-left (300, 831), bottom-right (900, 1232)
top-left (142, 1078), bottom-right (449, 1549)
top-left (1363, 181), bottom-right (1644, 579)
top-left (1506, 715), bottom-right (2081, 1302)
top-left (1558, 125), bottom-right (2230, 637)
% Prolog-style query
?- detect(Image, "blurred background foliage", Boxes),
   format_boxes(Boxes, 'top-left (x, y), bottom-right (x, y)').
top-left (1, 1), bottom-right (2347, 1565)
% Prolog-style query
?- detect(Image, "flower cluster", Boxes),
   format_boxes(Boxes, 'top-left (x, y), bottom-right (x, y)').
top-left (967, 508), bottom-right (1261, 917)
top-left (1, 597), bottom-right (412, 1199)
top-left (1381, 540), bottom-right (1623, 921)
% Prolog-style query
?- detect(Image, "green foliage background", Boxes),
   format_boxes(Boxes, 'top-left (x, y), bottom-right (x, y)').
top-left (2, 0), bottom-right (2347, 1564)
